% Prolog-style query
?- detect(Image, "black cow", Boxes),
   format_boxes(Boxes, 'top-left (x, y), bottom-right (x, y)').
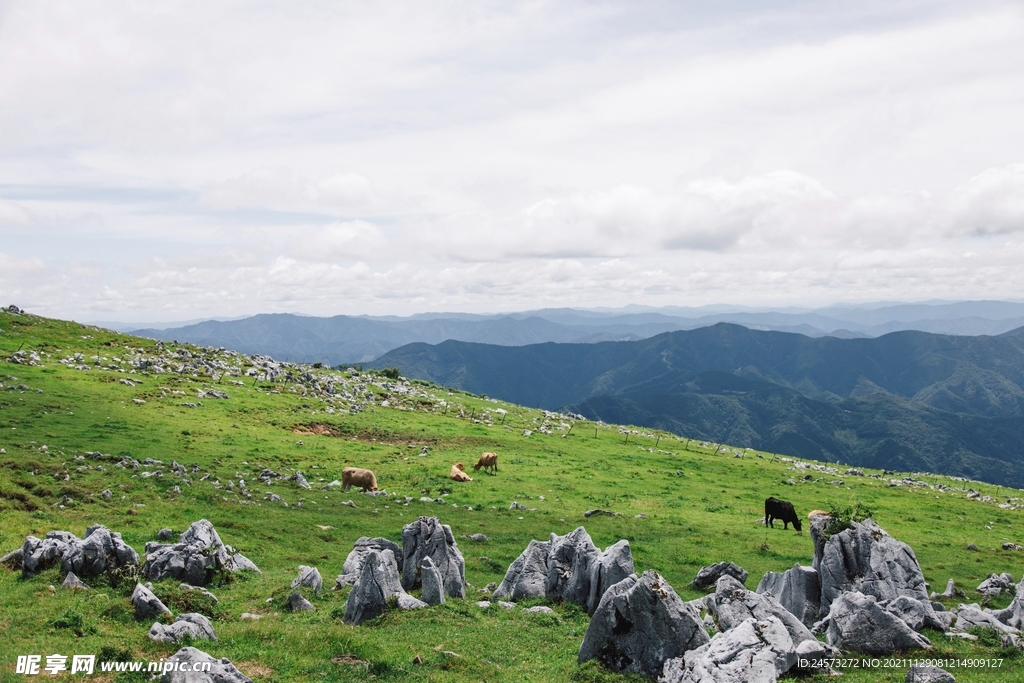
top-left (765, 497), bottom-right (802, 531)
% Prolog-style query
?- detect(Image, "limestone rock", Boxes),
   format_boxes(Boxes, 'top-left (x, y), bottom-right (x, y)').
top-left (159, 646), bottom-right (252, 683)
top-left (157, 528), bottom-right (174, 541)
top-left (343, 549), bottom-right (404, 625)
top-left (178, 583), bottom-right (219, 603)
top-left (977, 573), bottom-right (1015, 597)
top-left (905, 664), bottom-right (956, 683)
top-left (660, 616), bottom-right (797, 683)
top-left (62, 572), bottom-right (89, 590)
top-left (524, 605), bottom-right (555, 614)
top-left (813, 518), bottom-right (939, 630)
top-left (144, 519), bottom-right (259, 586)
top-left (885, 595), bottom-right (945, 632)
top-left (492, 539), bottom-right (552, 601)
top-left (692, 562), bottom-right (747, 590)
top-left (420, 556), bottom-right (446, 606)
top-left (291, 565), bottom-right (323, 595)
top-left (401, 517), bottom-right (466, 598)
top-left (756, 563), bottom-right (819, 628)
top-left (546, 527), bottom-right (601, 607)
top-left (397, 593), bottom-right (428, 610)
top-left (713, 575), bottom-right (815, 648)
top-left (288, 591), bottom-right (315, 612)
top-left (335, 537), bottom-right (402, 588)
top-left (132, 582), bottom-right (172, 621)
top-left (579, 570), bottom-right (709, 677)
top-left (148, 613), bottom-right (217, 643)
top-left (0, 547), bottom-right (23, 569)
top-left (951, 603), bottom-right (1020, 635)
top-left (587, 539), bottom-right (634, 615)
top-left (64, 525), bottom-right (140, 578)
top-left (826, 592), bottom-right (931, 655)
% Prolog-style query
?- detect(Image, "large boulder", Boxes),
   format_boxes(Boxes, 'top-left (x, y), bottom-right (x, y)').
top-left (21, 531), bottom-right (79, 577)
top-left (578, 571), bottom-right (709, 677)
top-left (813, 518), bottom-right (938, 628)
top-left (144, 520), bottom-right (259, 586)
top-left (826, 592), bottom-right (931, 655)
top-left (148, 613), bottom-right (217, 643)
top-left (335, 537), bottom-right (402, 588)
top-left (660, 616), bottom-right (797, 683)
top-left (712, 575), bottom-right (815, 648)
top-left (756, 564), bottom-right (820, 628)
top-left (291, 565), bottom-right (323, 595)
top-left (132, 583), bottom-right (172, 621)
top-left (21, 527), bottom-right (138, 579)
top-left (692, 562), bottom-right (747, 591)
top-left (419, 556), bottom-right (446, 606)
top-left (400, 517), bottom-right (466, 598)
top-left (343, 549), bottom-right (404, 625)
top-left (159, 647), bottom-right (252, 683)
top-left (492, 529), bottom-right (634, 613)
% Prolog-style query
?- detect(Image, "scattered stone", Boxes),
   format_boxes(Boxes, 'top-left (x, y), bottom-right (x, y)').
top-left (1003, 543), bottom-right (1022, 551)
top-left (159, 646), bottom-right (252, 683)
top-left (524, 605), bottom-right (555, 614)
top-left (178, 583), bottom-right (219, 603)
top-left (132, 582), bottom-right (173, 621)
top-left (420, 556), bottom-right (446, 606)
top-left (966, 544), bottom-right (978, 551)
top-left (756, 563), bottom-right (820, 628)
top-left (826, 592), bottom-right (931, 655)
top-left (951, 603), bottom-right (1020, 635)
top-left (584, 509), bottom-right (614, 518)
top-left (578, 570), bottom-right (709, 677)
top-left (148, 613), bottom-right (217, 643)
top-left (691, 561), bottom-right (748, 590)
top-left (467, 533), bottom-right (488, 542)
top-left (288, 591), bottom-right (315, 612)
top-left (291, 565), bottom-right (323, 595)
top-left (905, 664), bottom-right (956, 683)
top-left (661, 616), bottom-right (799, 683)
top-left (498, 601), bottom-right (515, 609)
top-left (476, 600), bottom-right (492, 608)
top-left (931, 579), bottom-right (956, 600)
top-left (977, 573), bottom-right (1015, 597)
top-left (101, 489), bottom-right (113, 500)
top-left (62, 572), bottom-right (89, 590)
top-left (401, 517), bottom-right (466, 598)
top-left (291, 471), bottom-right (312, 490)
top-left (239, 612), bottom-right (262, 620)
top-left (157, 528), bottom-right (174, 541)
top-left (397, 593), bottom-right (428, 610)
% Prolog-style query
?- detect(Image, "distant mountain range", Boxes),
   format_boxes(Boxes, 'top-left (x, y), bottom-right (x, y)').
top-left (368, 323), bottom-right (1024, 488)
top-left (122, 300), bottom-right (1024, 365)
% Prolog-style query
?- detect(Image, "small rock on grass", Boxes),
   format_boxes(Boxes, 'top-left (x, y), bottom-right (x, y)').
top-left (524, 605), bottom-right (554, 614)
top-left (288, 591), bottom-right (315, 612)
top-left (905, 664), bottom-right (956, 682)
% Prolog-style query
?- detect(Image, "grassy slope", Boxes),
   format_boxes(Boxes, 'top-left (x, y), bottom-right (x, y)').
top-left (1, 310), bottom-right (1023, 682)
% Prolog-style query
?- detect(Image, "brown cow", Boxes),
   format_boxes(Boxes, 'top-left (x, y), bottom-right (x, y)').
top-left (474, 452), bottom-right (498, 474)
top-left (450, 462), bottom-right (473, 482)
top-left (807, 509), bottom-right (830, 520)
top-left (341, 466), bottom-right (378, 492)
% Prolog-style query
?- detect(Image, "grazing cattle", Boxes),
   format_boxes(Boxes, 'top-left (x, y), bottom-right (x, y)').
top-left (450, 462), bottom-right (473, 482)
top-left (474, 452), bottom-right (498, 474)
top-left (807, 509), bottom-right (830, 520)
top-left (341, 467), bottom-right (378, 492)
top-left (765, 497), bottom-right (802, 531)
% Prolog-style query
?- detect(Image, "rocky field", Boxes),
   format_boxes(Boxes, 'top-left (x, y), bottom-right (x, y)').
top-left (2, 308), bottom-right (1024, 682)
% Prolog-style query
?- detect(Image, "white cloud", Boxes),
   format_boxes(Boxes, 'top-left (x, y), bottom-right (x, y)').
top-left (0, 198), bottom-right (32, 225)
top-left (947, 163), bottom-right (1024, 236)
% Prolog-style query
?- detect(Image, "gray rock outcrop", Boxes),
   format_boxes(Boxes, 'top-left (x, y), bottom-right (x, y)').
top-left (288, 591), bottom-right (315, 612)
top-left (951, 603), bottom-right (1020, 635)
top-left (148, 613), bottom-right (217, 643)
top-left (420, 556), bottom-right (446, 606)
top-left (977, 573), bottom-right (1015, 597)
top-left (343, 549), bottom-right (404, 625)
top-left (401, 517), bottom-right (466, 598)
top-left (21, 526), bottom-right (139, 578)
top-left (397, 593), bottom-right (428, 610)
top-left (335, 537), bottom-right (402, 588)
top-left (756, 563), bottom-right (820, 627)
top-left (144, 519), bottom-right (260, 586)
top-left (660, 616), bottom-right (797, 683)
top-left (713, 575), bottom-right (815, 648)
top-left (492, 539), bottom-right (551, 601)
top-left (291, 565), bottom-right (323, 595)
top-left (578, 571), bottom-right (709, 677)
top-left (159, 647), bottom-right (252, 683)
top-left (826, 592), bottom-right (931, 655)
top-left (132, 583), bottom-right (173, 621)
top-left (692, 562), bottom-right (748, 590)
top-left (905, 664), bottom-right (956, 683)
top-left (885, 595), bottom-right (945, 632)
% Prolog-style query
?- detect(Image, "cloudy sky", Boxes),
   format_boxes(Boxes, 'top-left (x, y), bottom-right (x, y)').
top-left (1, 0), bottom-right (1023, 321)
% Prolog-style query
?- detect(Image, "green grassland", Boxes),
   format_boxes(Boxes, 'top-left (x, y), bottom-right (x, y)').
top-left (1, 310), bottom-right (1024, 682)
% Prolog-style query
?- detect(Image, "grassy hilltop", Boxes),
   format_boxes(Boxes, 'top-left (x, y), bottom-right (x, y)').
top-left (2, 310), bottom-right (1024, 682)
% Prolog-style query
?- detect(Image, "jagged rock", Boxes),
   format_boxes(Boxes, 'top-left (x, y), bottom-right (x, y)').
top-left (977, 573), bottom-right (1015, 597)
top-left (951, 603), bottom-right (1020, 635)
top-left (144, 519), bottom-right (259, 586)
top-left (398, 593), bottom-right (428, 610)
top-left (546, 527), bottom-right (601, 607)
top-left (149, 613), bottom-right (217, 643)
top-left (420, 556), bottom-right (446, 605)
top-left (22, 527), bottom-right (138, 579)
top-left (288, 591), bottom-right (315, 612)
top-left (991, 578), bottom-right (1024, 629)
top-left (756, 563), bottom-right (820, 628)
top-left (291, 471), bottom-right (312, 490)
top-left (713, 575), bottom-right (815, 650)
top-left (493, 539), bottom-right (551, 601)
top-left (691, 562), bottom-right (748, 590)
top-left (157, 528), bottom-right (174, 541)
top-left (885, 595), bottom-right (945, 632)
top-left (813, 518), bottom-right (939, 630)
top-left (401, 517), bottom-right (466, 598)
top-left (905, 664), bottom-right (956, 683)
top-left (159, 646), bottom-right (252, 683)
top-left (343, 549), bottom-right (404, 625)
top-left (21, 532), bottom-right (78, 576)
top-left (660, 616), bottom-right (797, 683)
top-left (931, 579), bottom-right (956, 600)
top-left (826, 592), bottom-right (931, 655)
top-left (62, 572), bottom-right (89, 590)
top-left (579, 570), bottom-right (709, 677)
top-left (587, 539), bottom-right (634, 615)
top-left (132, 583), bottom-right (172, 621)
top-left (291, 565), bottom-right (323, 595)
top-left (467, 533), bottom-right (488, 542)
top-left (335, 537), bottom-right (402, 588)
top-left (178, 583), bottom-right (219, 603)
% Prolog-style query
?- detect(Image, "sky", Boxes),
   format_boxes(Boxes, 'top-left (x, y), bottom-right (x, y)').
top-left (1, 0), bottom-right (1024, 322)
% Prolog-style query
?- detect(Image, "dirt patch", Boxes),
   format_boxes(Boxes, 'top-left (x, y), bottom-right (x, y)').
top-left (236, 661), bottom-right (274, 679)
top-left (332, 655), bottom-right (369, 669)
top-left (290, 422), bottom-right (496, 449)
